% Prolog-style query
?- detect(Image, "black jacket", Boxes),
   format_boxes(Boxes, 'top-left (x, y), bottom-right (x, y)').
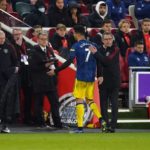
top-left (48, 5), bottom-right (70, 27)
top-left (0, 42), bottom-right (18, 85)
top-left (29, 45), bottom-right (57, 93)
top-left (95, 44), bottom-right (120, 88)
top-left (115, 30), bottom-right (134, 57)
top-left (0, 42), bottom-right (19, 121)
top-left (134, 30), bottom-right (150, 53)
top-left (11, 39), bottom-right (33, 86)
top-left (88, 11), bottom-right (110, 27)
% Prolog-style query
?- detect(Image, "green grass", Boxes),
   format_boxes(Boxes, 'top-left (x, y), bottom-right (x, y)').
top-left (0, 133), bottom-right (150, 150)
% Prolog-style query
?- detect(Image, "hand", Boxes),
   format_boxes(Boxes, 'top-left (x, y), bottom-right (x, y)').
top-left (45, 62), bottom-right (53, 68)
top-left (89, 45), bottom-right (97, 54)
top-left (15, 67), bottom-right (19, 73)
top-left (16, 38), bottom-right (22, 46)
top-left (47, 69), bottom-right (55, 76)
top-left (97, 77), bottom-right (103, 85)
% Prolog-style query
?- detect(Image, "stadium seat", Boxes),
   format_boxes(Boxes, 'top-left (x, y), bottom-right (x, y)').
top-left (88, 28), bottom-right (100, 38)
top-left (10, 12), bottom-right (21, 20)
top-left (15, 2), bottom-right (34, 18)
top-left (111, 28), bottom-right (117, 35)
top-left (26, 28), bottom-right (34, 39)
top-left (128, 5), bottom-right (138, 28)
top-left (80, 4), bottom-right (89, 14)
top-left (48, 28), bottom-right (56, 41)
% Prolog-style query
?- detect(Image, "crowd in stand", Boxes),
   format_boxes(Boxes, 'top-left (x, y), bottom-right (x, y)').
top-left (0, 0), bottom-right (150, 133)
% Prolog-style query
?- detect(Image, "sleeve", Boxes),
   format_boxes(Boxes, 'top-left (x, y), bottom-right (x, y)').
top-left (94, 47), bottom-right (119, 66)
top-left (2, 44), bottom-right (18, 79)
top-left (54, 46), bottom-right (76, 73)
top-left (128, 54), bottom-right (137, 67)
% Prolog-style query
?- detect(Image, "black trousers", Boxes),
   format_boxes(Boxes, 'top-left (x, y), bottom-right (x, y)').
top-left (22, 84), bottom-right (33, 123)
top-left (99, 86), bottom-right (119, 129)
top-left (34, 90), bottom-right (62, 127)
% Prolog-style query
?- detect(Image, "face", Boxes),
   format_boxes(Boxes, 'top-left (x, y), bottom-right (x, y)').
top-left (135, 44), bottom-right (144, 53)
top-left (0, 32), bottom-right (5, 45)
top-left (33, 27), bottom-right (42, 36)
top-left (102, 34), bottom-right (113, 47)
top-left (142, 21), bottom-right (150, 33)
top-left (57, 28), bottom-right (66, 37)
top-left (56, 0), bottom-right (64, 10)
top-left (99, 5), bottom-right (106, 16)
top-left (13, 29), bottom-right (23, 41)
top-left (0, 0), bottom-right (7, 11)
top-left (71, 7), bottom-right (78, 14)
top-left (38, 34), bottom-right (48, 47)
top-left (102, 23), bottom-right (112, 33)
top-left (120, 22), bottom-right (130, 33)
top-left (30, 0), bottom-right (37, 5)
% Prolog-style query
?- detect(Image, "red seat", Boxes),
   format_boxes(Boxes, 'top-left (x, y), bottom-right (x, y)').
top-left (10, 12), bottom-right (21, 19)
top-left (88, 28), bottom-right (99, 38)
top-left (48, 28), bottom-right (56, 40)
top-left (26, 28), bottom-right (34, 39)
top-left (80, 4), bottom-right (89, 14)
top-left (124, 15), bottom-right (133, 21)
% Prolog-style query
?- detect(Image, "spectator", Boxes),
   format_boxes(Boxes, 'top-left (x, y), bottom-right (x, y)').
top-left (0, 0), bottom-right (7, 11)
top-left (67, 2), bottom-right (90, 27)
top-left (0, 30), bottom-right (19, 133)
top-left (29, 31), bottom-right (62, 128)
top-left (106, 0), bottom-right (126, 26)
top-left (135, 18), bottom-right (150, 56)
top-left (115, 19), bottom-right (134, 58)
top-left (89, 32), bottom-right (120, 133)
top-left (90, 19), bottom-right (113, 46)
top-left (11, 28), bottom-right (33, 125)
top-left (135, 0), bottom-right (150, 20)
top-left (32, 25), bottom-right (42, 42)
top-left (88, 1), bottom-right (110, 27)
top-left (128, 40), bottom-right (150, 66)
top-left (48, 0), bottom-right (70, 27)
top-left (50, 23), bottom-right (71, 59)
top-left (24, 0), bottom-right (48, 27)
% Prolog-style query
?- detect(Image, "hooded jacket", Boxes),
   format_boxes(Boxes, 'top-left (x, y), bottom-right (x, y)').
top-left (88, 1), bottom-right (110, 27)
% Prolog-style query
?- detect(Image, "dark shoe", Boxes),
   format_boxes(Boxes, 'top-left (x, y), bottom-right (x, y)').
top-left (108, 127), bottom-right (115, 133)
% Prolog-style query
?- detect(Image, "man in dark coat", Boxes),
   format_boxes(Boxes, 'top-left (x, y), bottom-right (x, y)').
top-left (29, 31), bottom-right (62, 128)
top-left (11, 28), bottom-right (33, 125)
top-left (89, 32), bottom-right (120, 133)
top-left (0, 30), bottom-right (19, 133)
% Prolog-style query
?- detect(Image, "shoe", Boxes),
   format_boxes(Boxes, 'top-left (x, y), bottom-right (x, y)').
top-left (107, 127), bottom-right (115, 133)
top-left (69, 128), bottom-right (84, 133)
top-left (1, 126), bottom-right (10, 133)
top-left (100, 119), bottom-right (107, 133)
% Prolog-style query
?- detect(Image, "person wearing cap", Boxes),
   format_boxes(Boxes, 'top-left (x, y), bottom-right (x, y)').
top-left (88, 1), bottom-right (110, 27)
top-left (50, 23), bottom-right (71, 59)
top-left (48, 25), bottom-right (106, 133)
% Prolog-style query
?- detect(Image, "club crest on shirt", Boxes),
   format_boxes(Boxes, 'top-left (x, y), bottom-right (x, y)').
top-left (3, 49), bottom-right (8, 54)
top-left (106, 52), bottom-right (110, 56)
